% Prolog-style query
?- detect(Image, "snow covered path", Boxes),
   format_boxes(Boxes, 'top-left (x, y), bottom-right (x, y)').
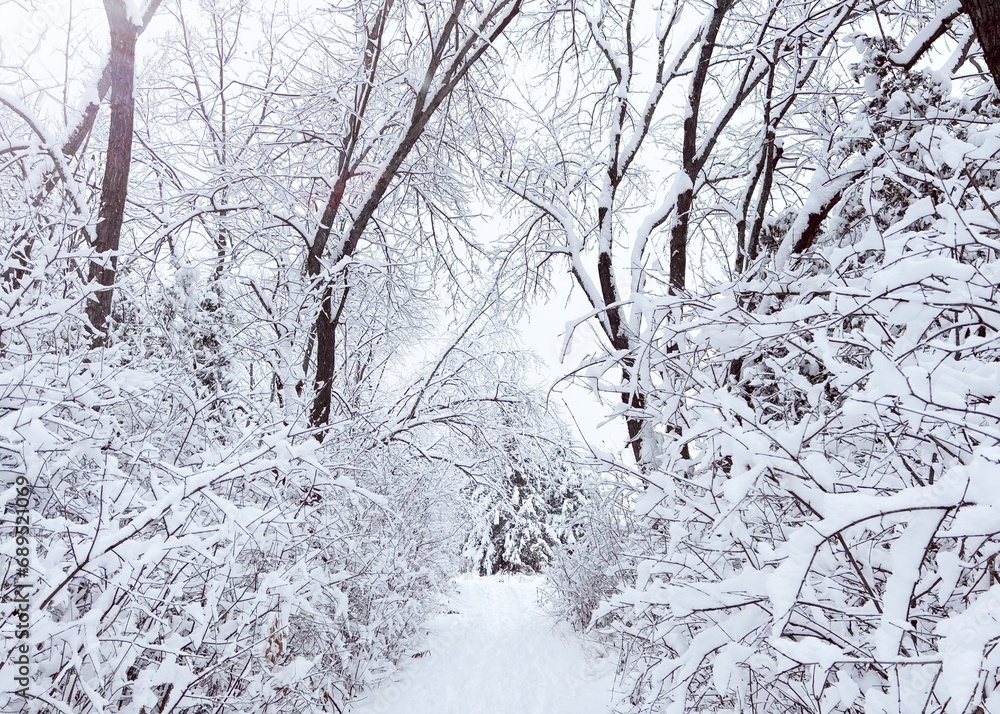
top-left (349, 575), bottom-right (618, 714)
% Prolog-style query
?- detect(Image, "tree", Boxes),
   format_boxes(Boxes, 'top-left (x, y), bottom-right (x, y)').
top-left (510, 0), bottom-right (850, 464)
top-left (1, 0), bottom-right (162, 345)
top-left (300, 0), bottom-right (524, 434)
top-left (463, 426), bottom-right (586, 575)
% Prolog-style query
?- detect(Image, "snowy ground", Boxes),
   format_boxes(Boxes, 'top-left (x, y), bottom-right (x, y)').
top-left (349, 575), bottom-right (618, 714)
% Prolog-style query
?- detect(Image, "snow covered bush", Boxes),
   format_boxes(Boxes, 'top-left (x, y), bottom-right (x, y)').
top-left (0, 329), bottom-right (447, 712)
top-left (505, 0), bottom-right (1000, 709)
top-left (0, 156), bottom-right (564, 712)
top-left (0, 259), bottom-right (533, 712)
top-left (543, 470), bottom-right (639, 632)
top-left (603, 36), bottom-right (1000, 714)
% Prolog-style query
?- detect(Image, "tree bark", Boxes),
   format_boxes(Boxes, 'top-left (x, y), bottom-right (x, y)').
top-left (962, 0), bottom-right (1000, 86)
top-left (85, 0), bottom-right (139, 347)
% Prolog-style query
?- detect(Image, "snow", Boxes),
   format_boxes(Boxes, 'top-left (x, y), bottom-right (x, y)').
top-left (349, 576), bottom-right (617, 714)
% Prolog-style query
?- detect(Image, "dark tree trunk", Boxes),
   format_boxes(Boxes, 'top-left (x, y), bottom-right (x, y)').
top-left (305, 0), bottom-right (522, 436)
top-left (620, 363), bottom-right (646, 464)
top-left (64, 0), bottom-right (162, 158)
top-left (963, 0), bottom-right (1000, 86)
top-left (670, 0), bottom-right (730, 292)
top-left (596, 247), bottom-right (645, 462)
top-left (4, 2), bottom-right (158, 299)
top-left (86, 0), bottom-right (139, 347)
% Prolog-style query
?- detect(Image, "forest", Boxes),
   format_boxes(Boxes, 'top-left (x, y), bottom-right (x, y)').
top-left (3, 0), bottom-right (1000, 711)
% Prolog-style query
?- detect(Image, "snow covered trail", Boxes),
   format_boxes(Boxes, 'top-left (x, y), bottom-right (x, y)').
top-left (349, 575), bottom-right (618, 714)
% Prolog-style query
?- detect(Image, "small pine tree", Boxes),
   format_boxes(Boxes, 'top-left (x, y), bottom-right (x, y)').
top-left (463, 444), bottom-right (585, 575)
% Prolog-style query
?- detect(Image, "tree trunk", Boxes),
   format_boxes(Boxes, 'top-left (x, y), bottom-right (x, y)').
top-left (963, 0), bottom-right (1000, 86)
top-left (86, 0), bottom-right (139, 347)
